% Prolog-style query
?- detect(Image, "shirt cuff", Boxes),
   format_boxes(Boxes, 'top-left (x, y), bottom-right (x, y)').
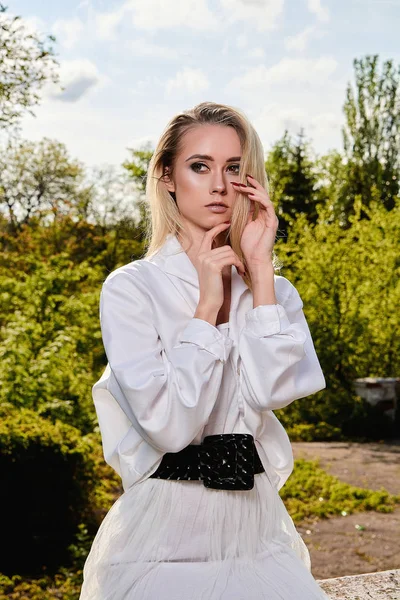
top-left (178, 318), bottom-right (233, 362)
top-left (244, 304), bottom-right (291, 337)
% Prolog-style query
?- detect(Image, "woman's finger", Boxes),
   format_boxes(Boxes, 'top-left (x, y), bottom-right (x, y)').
top-left (245, 174), bottom-right (264, 190)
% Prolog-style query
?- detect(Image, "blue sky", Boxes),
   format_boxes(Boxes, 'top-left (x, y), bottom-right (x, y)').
top-left (9, 0), bottom-right (400, 168)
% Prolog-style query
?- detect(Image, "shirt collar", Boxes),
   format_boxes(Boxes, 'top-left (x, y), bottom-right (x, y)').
top-left (147, 233), bottom-right (250, 311)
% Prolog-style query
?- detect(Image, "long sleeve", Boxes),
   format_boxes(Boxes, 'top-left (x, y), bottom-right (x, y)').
top-left (238, 278), bottom-right (326, 411)
top-left (98, 270), bottom-right (233, 454)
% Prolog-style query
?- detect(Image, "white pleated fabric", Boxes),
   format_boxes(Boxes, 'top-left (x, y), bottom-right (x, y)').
top-left (80, 471), bottom-right (328, 600)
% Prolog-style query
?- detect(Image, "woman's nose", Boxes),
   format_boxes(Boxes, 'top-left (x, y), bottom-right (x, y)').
top-left (211, 172), bottom-right (227, 194)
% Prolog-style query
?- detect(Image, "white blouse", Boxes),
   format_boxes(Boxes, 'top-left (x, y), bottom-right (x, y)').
top-left (92, 233), bottom-right (326, 493)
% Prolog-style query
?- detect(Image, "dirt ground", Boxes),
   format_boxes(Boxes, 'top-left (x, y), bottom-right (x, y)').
top-left (291, 441), bottom-right (400, 580)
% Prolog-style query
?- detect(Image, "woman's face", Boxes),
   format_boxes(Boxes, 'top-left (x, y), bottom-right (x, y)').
top-left (164, 124), bottom-right (242, 237)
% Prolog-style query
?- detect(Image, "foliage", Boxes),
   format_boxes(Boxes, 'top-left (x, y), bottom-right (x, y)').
top-left (341, 55), bottom-right (400, 222)
top-left (275, 195), bottom-right (400, 438)
top-left (280, 459), bottom-right (400, 523)
top-left (122, 143), bottom-right (154, 239)
top-left (0, 569), bottom-right (83, 600)
top-left (0, 138), bottom-right (90, 230)
top-left (0, 255), bottom-right (104, 432)
top-left (265, 129), bottom-right (325, 240)
top-left (0, 4), bottom-right (60, 130)
top-left (0, 406), bottom-right (99, 575)
top-left (286, 422), bottom-right (344, 442)
top-left (84, 164), bottom-right (140, 228)
top-left (0, 209), bottom-right (146, 433)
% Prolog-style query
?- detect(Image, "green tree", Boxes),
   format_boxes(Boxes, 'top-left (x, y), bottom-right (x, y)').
top-left (0, 137), bottom-right (90, 231)
top-left (313, 149), bottom-right (348, 226)
top-left (341, 55), bottom-right (400, 223)
top-left (123, 142), bottom-right (153, 241)
top-left (0, 4), bottom-right (60, 130)
top-left (266, 129), bottom-right (325, 242)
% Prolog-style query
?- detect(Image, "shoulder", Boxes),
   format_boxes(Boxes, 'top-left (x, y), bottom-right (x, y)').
top-left (100, 259), bottom-right (154, 302)
top-left (102, 259), bottom-right (150, 287)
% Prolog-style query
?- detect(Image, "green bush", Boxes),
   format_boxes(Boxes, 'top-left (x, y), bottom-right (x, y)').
top-left (0, 256), bottom-right (104, 434)
top-left (0, 570), bottom-right (83, 600)
top-left (279, 394), bottom-right (396, 443)
top-left (286, 421), bottom-right (343, 442)
top-left (275, 196), bottom-right (400, 440)
top-left (0, 405), bottom-right (99, 577)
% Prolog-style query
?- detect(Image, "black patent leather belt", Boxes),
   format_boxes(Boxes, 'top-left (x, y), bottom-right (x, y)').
top-left (149, 433), bottom-right (264, 491)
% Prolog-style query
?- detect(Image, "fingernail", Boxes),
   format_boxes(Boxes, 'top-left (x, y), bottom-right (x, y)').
top-left (246, 173), bottom-right (254, 179)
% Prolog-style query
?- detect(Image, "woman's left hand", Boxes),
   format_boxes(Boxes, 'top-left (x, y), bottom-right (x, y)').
top-left (231, 174), bottom-right (279, 270)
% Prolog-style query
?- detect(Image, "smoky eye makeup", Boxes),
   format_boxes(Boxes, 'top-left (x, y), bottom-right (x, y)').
top-left (190, 162), bottom-right (240, 173)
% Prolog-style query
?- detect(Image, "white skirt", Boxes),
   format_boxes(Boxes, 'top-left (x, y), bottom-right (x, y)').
top-left (80, 471), bottom-right (329, 600)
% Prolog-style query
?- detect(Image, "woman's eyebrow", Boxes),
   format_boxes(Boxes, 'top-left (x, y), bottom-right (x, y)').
top-left (185, 154), bottom-right (242, 162)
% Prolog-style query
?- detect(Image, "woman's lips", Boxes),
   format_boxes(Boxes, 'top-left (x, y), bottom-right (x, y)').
top-left (206, 205), bottom-right (228, 213)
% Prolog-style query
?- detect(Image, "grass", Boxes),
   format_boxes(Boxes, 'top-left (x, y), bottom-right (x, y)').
top-left (280, 458), bottom-right (400, 523)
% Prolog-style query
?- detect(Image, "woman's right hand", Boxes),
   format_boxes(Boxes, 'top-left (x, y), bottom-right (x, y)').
top-left (193, 223), bottom-right (246, 315)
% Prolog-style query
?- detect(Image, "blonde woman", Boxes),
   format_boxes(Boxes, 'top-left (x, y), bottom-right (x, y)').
top-left (80, 102), bottom-right (329, 600)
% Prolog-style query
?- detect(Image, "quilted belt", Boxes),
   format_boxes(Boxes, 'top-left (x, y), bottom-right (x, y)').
top-left (149, 433), bottom-right (265, 491)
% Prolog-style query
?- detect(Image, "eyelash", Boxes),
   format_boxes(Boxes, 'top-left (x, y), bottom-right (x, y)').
top-left (190, 162), bottom-right (240, 174)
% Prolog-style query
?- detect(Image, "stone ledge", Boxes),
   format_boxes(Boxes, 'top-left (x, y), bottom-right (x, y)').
top-left (318, 569), bottom-right (400, 599)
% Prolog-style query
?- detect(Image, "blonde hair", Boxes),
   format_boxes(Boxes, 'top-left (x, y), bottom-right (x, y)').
top-left (143, 101), bottom-right (281, 292)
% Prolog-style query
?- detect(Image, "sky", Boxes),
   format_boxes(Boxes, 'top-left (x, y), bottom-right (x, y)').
top-left (8, 0), bottom-right (400, 169)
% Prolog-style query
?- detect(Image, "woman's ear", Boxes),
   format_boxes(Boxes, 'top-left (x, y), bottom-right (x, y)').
top-left (162, 167), bottom-right (175, 194)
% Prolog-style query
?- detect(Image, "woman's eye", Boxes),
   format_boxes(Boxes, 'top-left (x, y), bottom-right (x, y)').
top-left (190, 162), bottom-right (240, 174)
top-left (190, 162), bottom-right (207, 172)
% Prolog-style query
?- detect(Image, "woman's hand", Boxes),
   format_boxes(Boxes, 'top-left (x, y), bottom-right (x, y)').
top-left (193, 222), bottom-right (246, 320)
top-left (231, 174), bottom-right (279, 270)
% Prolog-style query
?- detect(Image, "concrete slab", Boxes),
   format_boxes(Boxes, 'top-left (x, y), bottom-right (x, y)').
top-left (318, 568), bottom-right (400, 599)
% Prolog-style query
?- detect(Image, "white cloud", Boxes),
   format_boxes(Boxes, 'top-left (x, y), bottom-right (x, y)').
top-left (44, 59), bottom-right (106, 102)
top-left (284, 25), bottom-right (324, 51)
top-left (219, 0), bottom-right (284, 32)
top-left (266, 56), bottom-right (337, 84)
top-left (53, 17), bottom-right (85, 49)
top-left (308, 111), bottom-right (342, 133)
top-left (253, 104), bottom-right (342, 152)
top-left (126, 38), bottom-right (180, 60)
top-left (18, 97), bottom-right (145, 168)
top-left (94, 6), bottom-right (126, 41)
top-left (93, 0), bottom-right (218, 39)
top-left (126, 0), bottom-right (217, 31)
top-left (256, 104), bottom-right (306, 141)
top-left (307, 0), bottom-right (330, 23)
top-left (247, 47), bottom-right (266, 59)
top-left (126, 134), bottom-right (158, 151)
top-left (130, 74), bottom-right (164, 96)
top-left (226, 57), bottom-right (338, 92)
top-left (93, 0), bottom-right (284, 37)
top-left (236, 34), bottom-right (248, 49)
top-left (166, 67), bottom-right (210, 96)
